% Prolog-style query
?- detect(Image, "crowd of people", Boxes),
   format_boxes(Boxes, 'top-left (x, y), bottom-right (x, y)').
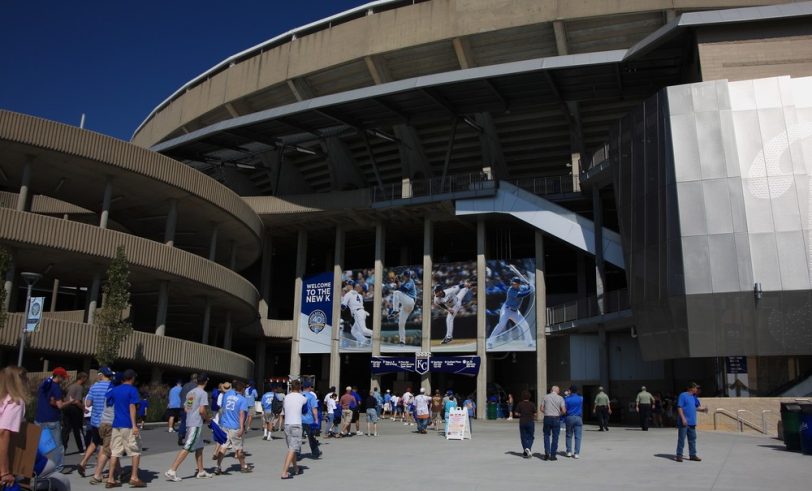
top-left (0, 366), bottom-right (712, 490)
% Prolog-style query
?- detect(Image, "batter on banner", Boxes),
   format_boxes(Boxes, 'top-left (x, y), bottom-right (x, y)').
top-left (341, 280), bottom-right (372, 346)
top-left (433, 280), bottom-right (472, 344)
top-left (487, 274), bottom-right (534, 350)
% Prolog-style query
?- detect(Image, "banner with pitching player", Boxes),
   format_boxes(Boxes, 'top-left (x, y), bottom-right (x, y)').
top-left (485, 259), bottom-right (536, 352)
top-left (381, 265), bottom-right (423, 353)
top-left (430, 261), bottom-right (477, 352)
top-left (339, 269), bottom-right (374, 352)
top-left (298, 272), bottom-right (333, 354)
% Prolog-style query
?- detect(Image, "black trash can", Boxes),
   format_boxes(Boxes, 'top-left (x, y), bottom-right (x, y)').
top-left (780, 402), bottom-right (803, 451)
top-left (800, 404), bottom-right (812, 455)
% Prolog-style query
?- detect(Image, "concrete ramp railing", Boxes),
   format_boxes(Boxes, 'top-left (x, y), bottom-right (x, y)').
top-left (456, 181), bottom-right (625, 269)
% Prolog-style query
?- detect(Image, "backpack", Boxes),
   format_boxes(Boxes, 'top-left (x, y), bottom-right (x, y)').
top-left (271, 395), bottom-right (284, 415)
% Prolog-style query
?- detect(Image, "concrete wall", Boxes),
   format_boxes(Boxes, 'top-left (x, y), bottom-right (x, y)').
top-left (696, 396), bottom-right (810, 437)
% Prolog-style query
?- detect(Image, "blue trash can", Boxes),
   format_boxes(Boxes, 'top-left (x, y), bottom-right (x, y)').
top-left (800, 405), bottom-right (812, 455)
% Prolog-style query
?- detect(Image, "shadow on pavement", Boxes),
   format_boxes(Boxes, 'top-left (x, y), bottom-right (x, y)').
top-left (653, 454), bottom-right (678, 461)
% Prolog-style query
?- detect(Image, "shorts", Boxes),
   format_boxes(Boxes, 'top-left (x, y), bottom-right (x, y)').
top-left (263, 411), bottom-right (275, 423)
top-left (183, 426), bottom-right (205, 452)
top-left (284, 425), bottom-right (302, 453)
top-left (99, 423), bottom-right (113, 457)
top-left (87, 426), bottom-right (102, 446)
top-left (366, 409), bottom-right (379, 423)
top-left (351, 409), bottom-right (360, 423)
top-left (167, 408), bottom-right (181, 420)
top-left (225, 429), bottom-right (244, 452)
top-left (341, 409), bottom-right (353, 428)
top-left (110, 428), bottom-right (141, 457)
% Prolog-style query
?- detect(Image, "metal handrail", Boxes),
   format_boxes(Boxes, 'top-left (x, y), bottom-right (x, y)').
top-left (371, 172), bottom-right (494, 202)
top-left (506, 175), bottom-right (575, 196)
top-left (713, 408), bottom-right (766, 434)
top-left (546, 288), bottom-right (630, 325)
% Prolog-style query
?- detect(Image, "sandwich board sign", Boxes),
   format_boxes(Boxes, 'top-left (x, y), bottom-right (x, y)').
top-left (445, 407), bottom-right (471, 440)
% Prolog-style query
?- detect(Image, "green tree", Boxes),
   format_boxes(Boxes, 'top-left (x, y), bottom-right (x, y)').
top-left (0, 246), bottom-right (9, 330)
top-left (95, 245), bottom-right (133, 367)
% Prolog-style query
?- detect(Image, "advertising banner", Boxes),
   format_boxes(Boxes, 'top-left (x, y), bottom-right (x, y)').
top-left (25, 297), bottom-right (45, 333)
top-left (298, 273), bottom-right (333, 353)
top-left (446, 407), bottom-right (471, 440)
top-left (430, 261), bottom-right (477, 352)
top-left (485, 259), bottom-right (537, 351)
top-left (370, 355), bottom-right (480, 376)
top-left (339, 269), bottom-right (374, 352)
top-left (381, 265), bottom-right (423, 352)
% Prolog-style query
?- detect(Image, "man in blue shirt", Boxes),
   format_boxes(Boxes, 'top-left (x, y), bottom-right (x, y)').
top-left (486, 277), bottom-right (535, 349)
top-left (300, 381), bottom-right (321, 458)
top-left (35, 367), bottom-right (68, 470)
top-left (675, 382), bottom-right (708, 462)
top-left (77, 367), bottom-right (113, 477)
top-left (215, 380), bottom-right (252, 474)
top-left (564, 385), bottom-right (584, 458)
top-left (244, 381), bottom-right (258, 431)
top-left (167, 380), bottom-right (182, 432)
top-left (260, 385), bottom-right (276, 440)
top-left (106, 369), bottom-right (146, 487)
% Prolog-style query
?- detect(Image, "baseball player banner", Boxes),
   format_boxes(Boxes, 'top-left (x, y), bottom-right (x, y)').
top-left (381, 265), bottom-right (423, 352)
top-left (430, 261), bottom-right (477, 352)
top-left (485, 259), bottom-right (536, 352)
top-left (339, 269), bottom-right (374, 352)
top-left (298, 272), bottom-right (333, 354)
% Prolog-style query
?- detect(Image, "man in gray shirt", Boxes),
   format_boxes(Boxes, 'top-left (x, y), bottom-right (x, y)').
top-left (166, 373), bottom-right (213, 481)
top-left (540, 386), bottom-right (566, 461)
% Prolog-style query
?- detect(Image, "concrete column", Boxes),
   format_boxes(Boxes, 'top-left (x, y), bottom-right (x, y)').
top-left (229, 240), bottom-right (237, 271)
top-left (155, 281), bottom-right (169, 336)
top-left (371, 223), bottom-right (385, 391)
top-left (201, 298), bottom-right (211, 344)
top-left (2, 251), bottom-right (15, 312)
top-left (421, 217), bottom-right (433, 393)
top-left (535, 231), bottom-right (548, 405)
top-left (86, 273), bottom-right (102, 324)
top-left (329, 227), bottom-right (345, 391)
top-left (592, 186), bottom-right (605, 314)
top-left (164, 199), bottom-right (178, 247)
top-left (16, 158), bottom-right (32, 212)
top-left (99, 178), bottom-right (113, 229)
top-left (598, 326), bottom-right (609, 389)
top-left (255, 338), bottom-right (267, 388)
top-left (223, 312), bottom-right (233, 350)
top-left (476, 218), bottom-right (488, 419)
top-left (290, 230), bottom-right (308, 378)
top-left (208, 224), bottom-right (219, 261)
top-left (49, 279), bottom-right (59, 312)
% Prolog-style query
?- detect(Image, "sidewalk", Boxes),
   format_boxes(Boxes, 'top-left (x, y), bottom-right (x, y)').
top-left (65, 419), bottom-right (809, 490)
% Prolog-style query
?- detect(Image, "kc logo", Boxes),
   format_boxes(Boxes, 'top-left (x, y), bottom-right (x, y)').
top-left (415, 352), bottom-right (431, 375)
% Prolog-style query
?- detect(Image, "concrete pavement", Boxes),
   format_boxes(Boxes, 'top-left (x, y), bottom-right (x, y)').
top-left (63, 419), bottom-right (810, 490)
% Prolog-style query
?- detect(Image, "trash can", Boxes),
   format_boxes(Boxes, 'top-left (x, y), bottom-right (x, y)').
top-left (800, 404), bottom-right (812, 455)
top-left (487, 402), bottom-right (497, 420)
top-left (780, 402), bottom-right (803, 451)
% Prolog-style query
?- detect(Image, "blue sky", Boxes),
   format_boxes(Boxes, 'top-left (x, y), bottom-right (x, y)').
top-left (1, 1), bottom-right (365, 141)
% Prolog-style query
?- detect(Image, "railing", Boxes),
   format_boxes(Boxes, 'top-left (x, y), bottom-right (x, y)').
top-left (581, 143), bottom-right (610, 172)
top-left (713, 408), bottom-right (770, 434)
top-left (372, 173), bottom-right (495, 202)
top-left (546, 288), bottom-right (630, 326)
top-left (507, 175), bottom-right (575, 196)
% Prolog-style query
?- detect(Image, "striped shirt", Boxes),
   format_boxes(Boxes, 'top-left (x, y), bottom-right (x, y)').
top-left (87, 380), bottom-right (111, 428)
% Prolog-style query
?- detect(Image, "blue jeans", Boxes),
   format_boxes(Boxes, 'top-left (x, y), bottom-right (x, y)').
top-left (36, 420), bottom-right (64, 469)
top-left (565, 415), bottom-right (582, 455)
top-left (542, 417), bottom-right (560, 456)
top-left (417, 417), bottom-right (430, 432)
top-left (676, 425), bottom-right (697, 457)
top-left (519, 421), bottom-right (535, 451)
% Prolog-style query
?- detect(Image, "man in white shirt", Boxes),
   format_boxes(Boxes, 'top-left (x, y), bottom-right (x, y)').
top-left (390, 394), bottom-right (401, 422)
top-left (401, 389), bottom-right (414, 426)
top-left (341, 281), bottom-right (372, 345)
top-left (414, 388), bottom-right (432, 434)
top-left (281, 380), bottom-right (307, 479)
top-left (433, 281), bottom-right (471, 344)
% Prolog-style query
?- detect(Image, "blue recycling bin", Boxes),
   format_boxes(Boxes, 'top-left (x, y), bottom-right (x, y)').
top-left (800, 405), bottom-right (812, 455)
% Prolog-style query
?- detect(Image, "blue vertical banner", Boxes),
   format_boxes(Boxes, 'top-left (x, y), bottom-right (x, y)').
top-left (298, 272), bottom-right (333, 354)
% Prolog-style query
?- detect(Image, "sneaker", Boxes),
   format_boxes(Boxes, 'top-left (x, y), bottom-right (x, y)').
top-left (523, 448), bottom-right (531, 458)
top-left (374, 432), bottom-right (378, 437)
top-left (675, 456), bottom-right (684, 462)
top-left (356, 431), bottom-right (363, 435)
top-left (168, 428), bottom-right (174, 433)
top-left (550, 455), bottom-right (558, 461)
top-left (566, 452), bottom-right (572, 457)
top-left (164, 470), bottom-right (181, 482)
top-left (573, 454), bottom-right (580, 459)
top-left (213, 468), bottom-right (223, 476)
top-left (196, 471), bottom-right (214, 479)
top-left (240, 467), bottom-right (253, 473)
top-left (441, 337), bottom-right (453, 344)
top-left (403, 422), bottom-right (408, 426)
top-left (689, 456), bottom-right (702, 462)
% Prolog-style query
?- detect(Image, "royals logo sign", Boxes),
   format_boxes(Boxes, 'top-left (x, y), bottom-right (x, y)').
top-left (415, 352), bottom-right (431, 375)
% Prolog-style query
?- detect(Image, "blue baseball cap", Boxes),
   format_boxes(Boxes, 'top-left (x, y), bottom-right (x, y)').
top-left (98, 366), bottom-right (114, 377)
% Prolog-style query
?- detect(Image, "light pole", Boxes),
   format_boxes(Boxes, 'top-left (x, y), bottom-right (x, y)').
top-left (17, 272), bottom-right (42, 367)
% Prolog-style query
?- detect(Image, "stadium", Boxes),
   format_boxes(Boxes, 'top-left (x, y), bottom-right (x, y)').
top-left (2, 0), bottom-right (812, 412)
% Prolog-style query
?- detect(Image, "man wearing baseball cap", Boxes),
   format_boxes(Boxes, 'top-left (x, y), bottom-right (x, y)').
top-left (35, 367), bottom-right (68, 469)
top-left (77, 367), bottom-right (114, 477)
top-left (675, 382), bottom-right (708, 462)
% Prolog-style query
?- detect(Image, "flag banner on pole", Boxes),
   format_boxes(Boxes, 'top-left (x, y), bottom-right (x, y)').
top-left (25, 297), bottom-right (45, 333)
